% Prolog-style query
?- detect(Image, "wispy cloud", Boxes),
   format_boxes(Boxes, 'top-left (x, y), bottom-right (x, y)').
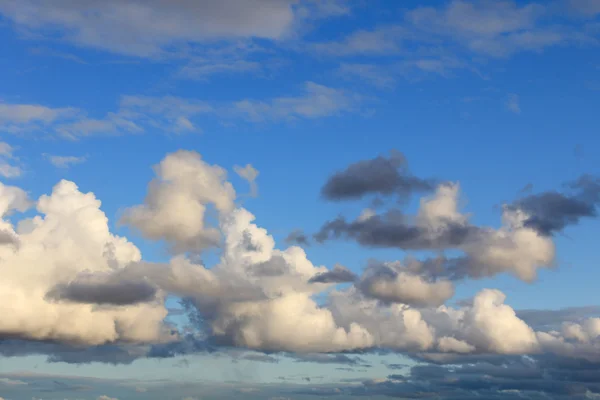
top-left (233, 81), bottom-right (362, 122)
top-left (1, 82), bottom-right (362, 139)
top-left (0, 0), bottom-right (300, 57)
top-left (44, 154), bottom-right (87, 168)
top-left (0, 102), bottom-right (78, 135)
top-left (506, 93), bottom-right (521, 114)
top-left (0, 141), bottom-right (22, 178)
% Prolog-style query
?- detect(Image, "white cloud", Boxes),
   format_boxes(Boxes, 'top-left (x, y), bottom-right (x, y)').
top-left (0, 141), bottom-right (22, 178)
top-left (0, 179), bottom-right (175, 346)
top-left (0, 0), bottom-right (299, 57)
top-left (309, 0), bottom-right (594, 66)
top-left (44, 154), bottom-right (87, 168)
top-left (234, 82), bottom-right (361, 122)
top-left (0, 163), bottom-right (22, 178)
top-left (464, 207), bottom-right (555, 282)
top-left (2, 85), bottom-right (359, 139)
top-left (0, 149), bottom-right (597, 364)
top-left (359, 265), bottom-right (455, 307)
top-left (0, 103), bottom-right (77, 135)
top-left (121, 150), bottom-right (236, 253)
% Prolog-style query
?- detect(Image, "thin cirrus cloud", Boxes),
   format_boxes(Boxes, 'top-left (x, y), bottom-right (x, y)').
top-left (0, 141), bottom-right (22, 178)
top-left (43, 154), bottom-right (87, 168)
top-left (0, 83), bottom-right (360, 139)
top-left (0, 0), bottom-right (298, 57)
top-left (0, 0), bottom-right (348, 58)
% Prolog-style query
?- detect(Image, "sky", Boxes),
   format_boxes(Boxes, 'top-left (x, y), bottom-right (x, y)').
top-left (0, 0), bottom-right (600, 399)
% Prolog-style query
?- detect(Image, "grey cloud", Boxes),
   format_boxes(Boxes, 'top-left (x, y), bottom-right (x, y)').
top-left (290, 353), bottom-right (369, 366)
top-left (0, 339), bottom-right (142, 365)
top-left (385, 363), bottom-right (410, 370)
top-left (344, 353), bottom-right (600, 399)
top-left (321, 150), bottom-right (434, 201)
top-left (0, 0), bottom-right (299, 57)
top-left (511, 174), bottom-right (600, 235)
top-left (284, 229), bottom-right (311, 246)
top-left (517, 306), bottom-right (600, 331)
top-left (240, 353), bottom-right (280, 363)
top-left (46, 278), bottom-right (157, 306)
top-left (308, 264), bottom-right (357, 283)
top-left (314, 211), bottom-right (476, 250)
top-left (0, 229), bottom-right (19, 247)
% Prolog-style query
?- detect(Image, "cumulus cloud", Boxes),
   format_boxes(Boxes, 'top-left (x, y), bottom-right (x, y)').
top-left (315, 183), bottom-right (476, 250)
top-left (121, 150), bottom-right (236, 253)
top-left (0, 179), bottom-right (175, 346)
top-left (1, 148), bottom-right (600, 378)
top-left (317, 180), bottom-right (556, 283)
top-left (358, 262), bottom-right (454, 307)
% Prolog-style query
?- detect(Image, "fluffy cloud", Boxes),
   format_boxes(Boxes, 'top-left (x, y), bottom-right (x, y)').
top-left (121, 150), bottom-right (236, 253)
top-left (1, 148), bottom-right (599, 373)
top-left (0, 179), bottom-right (174, 346)
top-left (318, 176), bottom-right (556, 283)
top-left (358, 262), bottom-right (454, 307)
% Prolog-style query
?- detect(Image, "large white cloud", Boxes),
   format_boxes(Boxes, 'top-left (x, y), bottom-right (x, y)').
top-left (121, 150), bottom-right (236, 253)
top-left (0, 149), bottom-right (597, 365)
top-left (0, 180), bottom-right (175, 346)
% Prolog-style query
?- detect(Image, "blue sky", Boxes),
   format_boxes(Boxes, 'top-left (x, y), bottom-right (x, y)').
top-left (1, 1), bottom-right (600, 399)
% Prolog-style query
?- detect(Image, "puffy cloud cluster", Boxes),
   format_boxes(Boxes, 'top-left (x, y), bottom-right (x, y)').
top-left (1, 148), bottom-right (599, 372)
top-left (0, 179), bottom-right (173, 346)
top-left (317, 181), bottom-right (556, 283)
